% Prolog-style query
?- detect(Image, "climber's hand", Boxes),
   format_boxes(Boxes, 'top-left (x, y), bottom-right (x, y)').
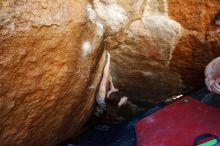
top-left (205, 57), bottom-right (220, 94)
top-left (205, 57), bottom-right (220, 79)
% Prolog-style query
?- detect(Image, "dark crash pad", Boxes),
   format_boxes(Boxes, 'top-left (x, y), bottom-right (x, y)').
top-left (135, 96), bottom-right (220, 146)
top-left (59, 104), bottom-right (165, 146)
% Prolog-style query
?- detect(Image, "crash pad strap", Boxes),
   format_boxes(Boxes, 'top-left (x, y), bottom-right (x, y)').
top-left (193, 133), bottom-right (218, 146)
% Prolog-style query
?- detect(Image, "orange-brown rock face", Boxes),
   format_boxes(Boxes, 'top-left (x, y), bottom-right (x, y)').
top-left (89, 0), bottom-right (220, 106)
top-left (1, 0), bottom-right (220, 145)
top-left (0, 0), bottom-right (104, 145)
top-left (168, 0), bottom-right (220, 93)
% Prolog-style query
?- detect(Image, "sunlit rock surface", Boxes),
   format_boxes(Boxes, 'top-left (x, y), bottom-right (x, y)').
top-left (89, 0), bottom-right (220, 105)
top-left (1, 0), bottom-right (220, 145)
top-left (0, 0), bottom-right (104, 145)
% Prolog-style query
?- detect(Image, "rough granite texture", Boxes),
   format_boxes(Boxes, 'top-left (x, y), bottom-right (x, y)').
top-left (88, 0), bottom-right (220, 106)
top-left (0, 0), bottom-right (105, 145)
top-left (1, 0), bottom-right (220, 145)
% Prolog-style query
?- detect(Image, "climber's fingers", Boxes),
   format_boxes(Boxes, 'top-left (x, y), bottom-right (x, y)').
top-left (211, 81), bottom-right (220, 94)
top-left (205, 77), bottom-right (215, 92)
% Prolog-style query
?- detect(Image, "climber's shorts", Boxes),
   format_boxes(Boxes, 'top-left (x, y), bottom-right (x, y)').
top-left (96, 97), bottom-right (106, 112)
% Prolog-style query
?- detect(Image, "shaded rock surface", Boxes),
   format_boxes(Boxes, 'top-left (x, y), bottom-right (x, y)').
top-left (0, 0), bottom-right (105, 145)
top-left (88, 0), bottom-right (220, 106)
top-left (168, 0), bottom-right (220, 94)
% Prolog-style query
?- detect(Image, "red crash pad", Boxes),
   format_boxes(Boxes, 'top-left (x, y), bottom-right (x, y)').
top-left (135, 96), bottom-right (220, 146)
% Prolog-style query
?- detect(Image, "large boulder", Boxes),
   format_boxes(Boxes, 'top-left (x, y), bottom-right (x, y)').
top-left (0, 0), bottom-right (104, 145)
top-left (88, 0), bottom-right (220, 106)
top-left (1, 0), bottom-right (220, 145)
top-left (168, 0), bottom-right (220, 94)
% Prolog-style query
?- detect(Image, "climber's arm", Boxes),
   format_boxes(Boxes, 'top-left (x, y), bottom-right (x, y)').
top-left (97, 53), bottom-right (111, 98)
top-left (205, 57), bottom-right (220, 77)
top-left (109, 75), bottom-right (116, 91)
top-left (210, 59), bottom-right (220, 80)
top-left (107, 74), bottom-right (119, 98)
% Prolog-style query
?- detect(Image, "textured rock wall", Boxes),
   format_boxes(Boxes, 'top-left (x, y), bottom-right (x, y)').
top-left (88, 0), bottom-right (220, 106)
top-left (0, 0), bottom-right (105, 145)
top-left (1, 0), bottom-right (220, 145)
top-left (168, 0), bottom-right (220, 93)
